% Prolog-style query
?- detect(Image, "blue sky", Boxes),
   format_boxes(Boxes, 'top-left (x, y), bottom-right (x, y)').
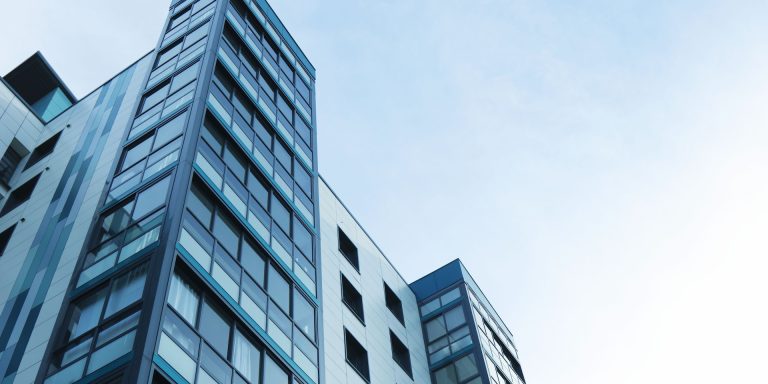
top-left (3, 1), bottom-right (768, 383)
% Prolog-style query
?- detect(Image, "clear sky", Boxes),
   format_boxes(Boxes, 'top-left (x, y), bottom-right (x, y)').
top-left (3, 1), bottom-right (767, 383)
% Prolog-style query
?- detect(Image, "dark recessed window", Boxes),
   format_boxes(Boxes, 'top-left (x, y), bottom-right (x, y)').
top-left (390, 331), bottom-right (412, 377)
top-left (0, 139), bottom-right (27, 187)
top-left (344, 329), bottom-right (370, 382)
top-left (338, 227), bottom-right (358, 270)
top-left (384, 283), bottom-right (405, 325)
top-left (341, 274), bottom-right (364, 323)
top-left (0, 224), bottom-right (16, 256)
top-left (1, 174), bottom-right (41, 215)
top-left (25, 131), bottom-right (61, 170)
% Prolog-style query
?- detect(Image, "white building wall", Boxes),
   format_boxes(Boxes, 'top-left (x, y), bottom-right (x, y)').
top-left (319, 178), bottom-right (431, 384)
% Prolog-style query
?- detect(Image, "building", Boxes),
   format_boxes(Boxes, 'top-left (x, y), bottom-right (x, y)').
top-left (0, 1), bottom-right (526, 383)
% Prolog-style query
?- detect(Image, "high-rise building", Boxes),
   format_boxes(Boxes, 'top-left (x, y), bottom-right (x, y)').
top-left (0, 1), bottom-right (526, 384)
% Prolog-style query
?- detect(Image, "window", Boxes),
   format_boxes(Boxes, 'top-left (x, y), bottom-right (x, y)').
top-left (156, 40), bottom-right (183, 68)
top-left (426, 306), bottom-right (466, 342)
top-left (384, 283), bottom-right (405, 325)
top-left (293, 290), bottom-right (315, 338)
top-left (232, 330), bottom-right (260, 381)
top-left (421, 287), bottom-right (462, 316)
top-left (104, 264), bottom-right (148, 317)
top-left (341, 274), bottom-right (364, 323)
top-left (268, 265), bottom-right (290, 312)
top-left (390, 331), bottom-right (412, 377)
top-left (199, 300), bottom-right (231, 357)
top-left (0, 139), bottom-right (27, 187)
top-left (0, 224), bottom-right (15, 256)
top-left (168, 273), bottom-right (199, 325)
top-left (338, 227), bottom-right (358, 270)
top-left (263, 354), bottom-right (289, 384)
top-left (344, 329), bottom-right (370, 382)
top-left (25, 132), bottom-right (61, 170)
top-left (168, 6), bottom-right (191, 31)
top-left (433, 354), bottom-right (480, 384)
top-left (139, 83), bottom-right (170, 114)
top-left (1, 174), bottom-right (41, 215)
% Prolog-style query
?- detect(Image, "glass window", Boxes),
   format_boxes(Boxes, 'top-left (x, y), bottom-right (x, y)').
top-left (341, 275), bottom-right (364, 322)
top-left (170, 61), bottom-right (201, 94)
top-left (338, 228), bottom-right (358, 270)
top-left (163, 310), bottom-right (198, 356)
top-left (68, 289), bottom-right (107, 340)
top-left (139, 83), bottom-right (170, 114)
top-left (100, 201), bottom-right (134, 241)
top-left (223, 146), bottom-right (247, 182)
top-left (232, 330), bottom-right (260, 382)
top-left (184, 20), bottom-right (210, 48)
top-left (293, 291), bottom-right (315, 339)
top-left (168, 7), bottom-right (191, 30)
top-left (132, 176), bottom-right (171, 220)
top-left (444, 306), bottom-right (466, 330)
top-left (199, 300), bottom-right (230, 357)
top-left (263, 355), bottom-right (288, 384)
top-left (426, 316), bottom-right (447, 342)
top-left (344, 330), bottom-right (370, 382)
top-left (277, 94), bottom-right (292, 120)
top-left (203, 117), bottom-right (226, 155)
top-left (294, 163), bottom-right (311, 194)
top-left (293, 222), bottom-right (312, 258)
top-left (273, 140), bottom-right (291, 170)
top-left (168, 273), bottom-right (199, 325)
top-left (241, 239), bottom-right (265, 286)
top-left (384, 283), bottom-right (405, 324)
top-left (153, 113), bottom-right (186, 150)
top-left (213, 211), bottom-right (240, 256)
top-left (248, 171), bottom-right (269, 208)
top-left (156, 40), bottom-right (182, 67)
top-left (455, 354), bottom-right (479, 381)
top-left (200, 343), bottom-right (232, 383)
top-left (270, 198), bottom-right (290, 233)
top-left (120, 135), bottom-right (152, 172)
top-left (104, 265), bottom-right (147, 317)
top-left (188, 182), bottom-right (214, 226)
top-left (268, 265), bottom-right (290, 312)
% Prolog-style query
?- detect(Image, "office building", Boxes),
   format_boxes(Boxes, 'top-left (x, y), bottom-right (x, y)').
top-left (0, 1), bottom-right (525, 383)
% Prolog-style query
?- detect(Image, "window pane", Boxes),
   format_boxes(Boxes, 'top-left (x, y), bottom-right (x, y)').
top-left (156, 40), bottom-right (182, 67)
top-left (168, 274), bottom-right (199, 325)
top-left (270, 197), bottom-right (290, 233)
top-left (268, 265), bottom-right (290, 313)
top-left (426, 317), bottom-right (447, 342)
top-left (248, 171), bottom-right (269, 208)
top-left (188, 183), bottom-right (214, 227)
top-left (170, 61), bottom-right (201, 93)
top-left (213, 211), bottom-right (240, 256)
top-left (293, 291), bottom-right (314, 339)
top-left (223, 146), bottom-right (247, 182)
top-left (120, 135), bottom-right (152, 172)
top-left (104, 265), bottom-right (147, 317)
top-left (100, 201), bottom-right (134, 241)
top-left (232, 330), bottom-right (261, 382)
top-left (163, 310), bottom-right (199, 356)
top-left (133, 177), bottom-right (171, 220)
top-left (241, 239), bottom-right (265, 286)
top-left (153, 113), bottom-right (186, 151)
top-left (444, 306), bottom-right (466, 331)
top-left (455, 354), bottom-right (479, 381)
top-left (273, 140), bottom-right (291, 170)
top-left (293, 222), bottom-right (312, 259)
top-left (140, 83), bottom-right (169, 114)
top-left (263, 355), bottom-right (288, 384)
top-left (199, 300), bottom-right (230, 357)
top-left (68, 289), bottom-right (107, 340)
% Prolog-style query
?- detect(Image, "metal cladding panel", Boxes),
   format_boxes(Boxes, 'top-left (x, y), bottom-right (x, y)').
top-left (0, 54), bottom-right (153, 384)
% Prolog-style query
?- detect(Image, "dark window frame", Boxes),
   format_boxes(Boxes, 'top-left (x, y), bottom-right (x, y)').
top-left (390, 330), bottom-right (413, 377)
top-left (340, 273), bottom-right (364, 324)
top-left (24, 131), bottom-right (62, 170)
top-left (338, 227), bottom-right (359, 271)
top-left (384, 282), bottom-right (405, 325)
top-left (344, 329), bottom-right (370, 382)
top-left (0, 224), bottom-right (16, 256)
top-left (1, 173), bottom-right (41, 216)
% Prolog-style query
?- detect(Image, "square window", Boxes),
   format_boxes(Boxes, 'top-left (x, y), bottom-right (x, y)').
top-left (139, 83), bottom-right (170, 114)
top-left (390, 331), bottom-right (412, 377)
top-left (1, 174), bottom-right (41, 216)
top-left (384, 283), bottom-right (405, 325)
top-left (344, 329), bottom-right (370, 382)
top-left (341, 274), bottom-right (364, 323)
top-left (337, 228), bottom-right (358, 271)
top-left (25, 132), bottom-right (61, 170)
